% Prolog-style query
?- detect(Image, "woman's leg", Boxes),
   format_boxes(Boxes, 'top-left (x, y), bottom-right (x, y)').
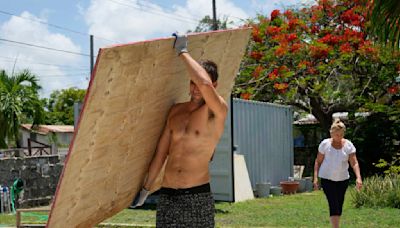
top-left (321, 178), bottom-right (340, 228)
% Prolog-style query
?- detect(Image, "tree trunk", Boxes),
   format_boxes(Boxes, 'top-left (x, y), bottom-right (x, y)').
top-left (309, 96), bottom-right (331, 137)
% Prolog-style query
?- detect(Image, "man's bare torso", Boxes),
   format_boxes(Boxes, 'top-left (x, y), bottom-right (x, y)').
top-left (162, 101), bottom-right (225, 189)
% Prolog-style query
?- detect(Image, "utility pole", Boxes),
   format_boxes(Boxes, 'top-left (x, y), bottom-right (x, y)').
top-left (90, 35), bottom-right (94, 75)
top-left (212, 0), bottom-right (218, 31)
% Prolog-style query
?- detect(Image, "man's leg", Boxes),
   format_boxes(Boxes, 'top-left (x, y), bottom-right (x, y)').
top-left (156, 194), bottom-right (176, 227)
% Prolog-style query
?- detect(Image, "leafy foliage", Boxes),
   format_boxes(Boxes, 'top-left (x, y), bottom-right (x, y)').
top-left (190, 15), bottom-right (232, 32)
top-left (375, 153), bottom-right (400, 175)
top-left (43, 88), bottom-right (86, 125)
top-left (351, 175), bottom-right (400, 209)
top-left (0, 69), bottom-right (44, 148)
top-left (370, 0), bottom-right (400, 49)
top-left (235, 0), bottom-right (400, 131)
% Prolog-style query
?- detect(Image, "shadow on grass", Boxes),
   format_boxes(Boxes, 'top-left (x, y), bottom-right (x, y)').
top-left (128, 204), bottom-right (157, 210)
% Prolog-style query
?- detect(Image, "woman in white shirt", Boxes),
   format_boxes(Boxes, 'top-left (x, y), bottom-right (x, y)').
top-left (313, 119), bottom-right (362, 228)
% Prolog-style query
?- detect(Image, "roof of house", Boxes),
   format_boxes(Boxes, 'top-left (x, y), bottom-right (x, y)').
top-left (293, 112), bottom-right (370, 125)
top-left (21, 124), bottom-right (74, 134)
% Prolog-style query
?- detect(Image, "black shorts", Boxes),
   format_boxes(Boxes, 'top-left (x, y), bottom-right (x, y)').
top-left (156, 183), bottom-right (215, 228)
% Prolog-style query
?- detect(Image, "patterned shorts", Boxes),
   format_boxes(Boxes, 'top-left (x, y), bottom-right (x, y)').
top-left (156, 183), bottom-right (215, 228)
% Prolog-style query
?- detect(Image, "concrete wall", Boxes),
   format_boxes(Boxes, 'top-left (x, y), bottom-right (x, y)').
top-left (0, 155), bottom-right (63, 208)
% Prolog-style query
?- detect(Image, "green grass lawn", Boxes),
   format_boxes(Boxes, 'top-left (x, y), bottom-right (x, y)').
top-left (1, 190), bottom-right (399, 227)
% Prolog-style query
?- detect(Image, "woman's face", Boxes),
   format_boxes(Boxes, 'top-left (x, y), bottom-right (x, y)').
top-left (330, 129), bottom-right (344, 141)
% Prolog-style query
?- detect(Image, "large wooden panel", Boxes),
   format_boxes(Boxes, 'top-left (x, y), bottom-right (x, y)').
top-left (47, 28), bottom-right (251, 228)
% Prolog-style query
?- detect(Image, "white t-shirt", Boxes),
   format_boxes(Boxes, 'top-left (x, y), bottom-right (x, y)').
top-left (318, 138), bottom-right (356, 181)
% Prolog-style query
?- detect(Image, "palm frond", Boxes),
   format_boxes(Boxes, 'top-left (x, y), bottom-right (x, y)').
top-left (370, 0), bottom-right (400, 49)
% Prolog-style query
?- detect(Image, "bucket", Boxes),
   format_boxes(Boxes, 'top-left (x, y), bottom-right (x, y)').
top-left (270, 186), bottom-right (282, 196)
top-left (304, 177), bottom-right (313, 192)
top-left (295, 178), bottom-right (306, 193)
top-left (255, 182), bottom-right (271, 198)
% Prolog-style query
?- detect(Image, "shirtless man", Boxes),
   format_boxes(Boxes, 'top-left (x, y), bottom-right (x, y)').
top-left (131, 34), bottom-right (227, 227)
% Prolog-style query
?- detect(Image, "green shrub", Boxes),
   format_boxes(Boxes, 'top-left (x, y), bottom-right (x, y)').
top-left (375, 153), bottom-right (400, 175)
top-left (351, 175), bottom-right (400, 209)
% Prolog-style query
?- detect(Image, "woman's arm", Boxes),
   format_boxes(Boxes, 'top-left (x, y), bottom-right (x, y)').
top-left (313, 152), bottom-right (325, 190)
top-left (349, 153), bottom-right (362, 190)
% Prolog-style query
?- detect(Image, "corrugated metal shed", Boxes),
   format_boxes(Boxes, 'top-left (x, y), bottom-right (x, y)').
top-left (232, 99), bottom-right (293, 187)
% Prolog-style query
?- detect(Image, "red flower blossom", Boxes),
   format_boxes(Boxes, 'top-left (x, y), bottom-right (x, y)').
top-left (358, 41), bottom-right (378, 58)
top-left (298, 60), bottom-right (312, 69)
top-left (286, 33), bottom-right (298, 42)
top-left (268, 69), bottom-right (279, 80)
top-left (252, 27), bottom-right (263, 43)
top-left (284, 10), bottom-right (294, 19)
top-left (252, 66), bottom-right (263, 79)
top-left (278, 65), bottom-right (289, 73)
top-left (271, 34), bottom-right (287, 44)
top-left (275, 46), bottom-right (287, 57)
top-left (241, 93), bottom-right (251, 100)
top-left (266, 26), bottom-right (282, 36)
top-left (250, 51), bottom-right (263, 60)
top-left (274, 82), bottom-right (289, 93)
top-left (318, 34), bottom-right (340, 45)
top-left (288, 19), bottom-right (300, 31)
top-left (341, 9), bottom-right (363, 26)
top-left (310, 45), bottom-right (330, 59)
top-left (339, 43), bottom-right (352, 53)
top-left (271, 10), bottom-right (281, 21)
top-left (291, 43), bottom-right (302, 53)
top-left (307, 67), bottom-right (318, 75)
top-left (311, 25), bottom-right (320, 34)
top-left (388, 86), bottom-right (399, 94)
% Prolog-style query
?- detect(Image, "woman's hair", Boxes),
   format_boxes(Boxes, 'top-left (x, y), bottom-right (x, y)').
top-left (330, 118), bottom-right (346, 132)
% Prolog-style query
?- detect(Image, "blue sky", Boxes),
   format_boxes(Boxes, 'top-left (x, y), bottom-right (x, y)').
top-left (0, 0), bottom-right (314, 97)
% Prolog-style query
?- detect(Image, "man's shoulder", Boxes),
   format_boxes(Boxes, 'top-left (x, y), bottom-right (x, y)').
top-left (168, 102), bottom-right (188, 116)
top-left (170, 102), bottom-right (188, 110)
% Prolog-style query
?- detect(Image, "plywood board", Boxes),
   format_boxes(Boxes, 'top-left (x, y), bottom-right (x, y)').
top-left (47, 28), bottom-right (251, 228)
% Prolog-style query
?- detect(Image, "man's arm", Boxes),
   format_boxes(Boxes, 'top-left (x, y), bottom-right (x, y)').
top-left (173, 33), bottom-right (228, 118)
top-left (180, 53), bottom-right (228, 118)
top-left (143, 115), bottom-right (172, 190)
top-left (131, 109), bottom-right (172, 208)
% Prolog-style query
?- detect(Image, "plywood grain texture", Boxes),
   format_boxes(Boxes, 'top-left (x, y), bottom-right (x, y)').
top-left (46, 28), bottom-right (251, 228)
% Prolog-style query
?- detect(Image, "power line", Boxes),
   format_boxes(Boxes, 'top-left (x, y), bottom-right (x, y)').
top-left (0, 10), bottom-right (120, 44)
top-left (104, 0), bottom-right (199, 25)
top-left (0, 37), bottom-right (90, 57)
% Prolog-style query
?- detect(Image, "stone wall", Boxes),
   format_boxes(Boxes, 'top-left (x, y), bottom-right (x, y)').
top-left (0, 155), bottom-right (63, 208)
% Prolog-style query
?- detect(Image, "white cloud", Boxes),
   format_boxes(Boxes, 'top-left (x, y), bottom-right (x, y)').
top-left (251, 0), bottom-right (316, 17)
top-left (0, 11), bottom-right (88, 97)
top-left (83, 0), bottom-right (249, 48)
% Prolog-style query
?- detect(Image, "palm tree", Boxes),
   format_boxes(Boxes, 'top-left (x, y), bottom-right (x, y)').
top-left (370, 0), bottom-right (400, 49)
top-left (0, 69), bottom-right (45, 148)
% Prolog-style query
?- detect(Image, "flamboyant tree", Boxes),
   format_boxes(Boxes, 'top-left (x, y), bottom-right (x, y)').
top-left (235, 0), bottom-right (400, 132)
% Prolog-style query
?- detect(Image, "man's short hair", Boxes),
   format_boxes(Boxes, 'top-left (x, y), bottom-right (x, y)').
top-left (200, 60), bottom-right (218, 82)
